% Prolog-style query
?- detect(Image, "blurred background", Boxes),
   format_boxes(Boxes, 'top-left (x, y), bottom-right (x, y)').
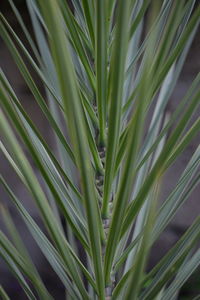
top-left (0, 1), bottom-right (200, 298)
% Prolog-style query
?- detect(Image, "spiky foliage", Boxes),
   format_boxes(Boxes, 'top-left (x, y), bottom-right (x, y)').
top-left (0, 0), bottom-right (200, 299)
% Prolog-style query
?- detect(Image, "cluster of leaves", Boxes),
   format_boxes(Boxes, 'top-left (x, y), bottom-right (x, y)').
top-left (0, 0), bottom-right (200, 299)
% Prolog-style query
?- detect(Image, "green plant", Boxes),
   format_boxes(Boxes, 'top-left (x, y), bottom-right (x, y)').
top-left (0, 0), bottom-right (200, 299)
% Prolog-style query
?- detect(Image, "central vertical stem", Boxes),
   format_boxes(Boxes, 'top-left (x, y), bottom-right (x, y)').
top-left (94, 103), bottom-right (115, 297)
